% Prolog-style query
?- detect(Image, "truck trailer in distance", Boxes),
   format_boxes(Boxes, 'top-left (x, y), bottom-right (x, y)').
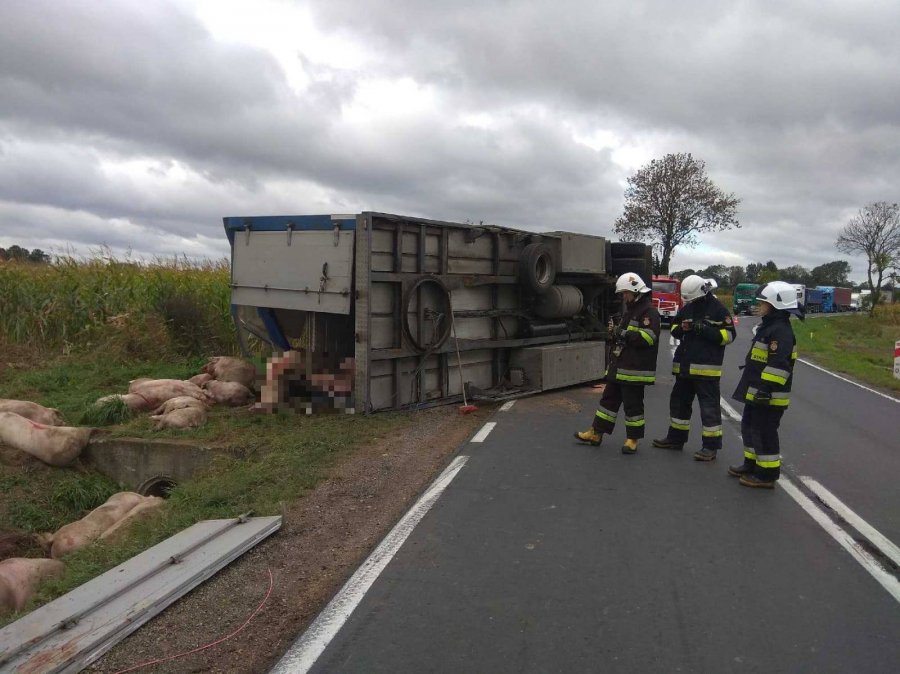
top-left (817, 286), bottom-right (853, 313)
top-left (733, 283), bottom-right (760, 315)
top-left (224, 212), bottom-right (653, 413)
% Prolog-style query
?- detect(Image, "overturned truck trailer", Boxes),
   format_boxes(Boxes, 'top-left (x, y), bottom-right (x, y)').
top-left (224, 213), bottom-right (652, 413)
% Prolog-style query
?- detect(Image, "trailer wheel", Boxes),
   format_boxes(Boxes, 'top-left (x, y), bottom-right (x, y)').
top-left (403, 277), bottom-right (452, 353)
top-left (611, 256), bottom-right (652, 288)
top-left (520, 243), bottom-right (556, 294)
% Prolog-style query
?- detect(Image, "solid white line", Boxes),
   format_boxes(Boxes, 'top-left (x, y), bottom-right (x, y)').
top-left (799, 476), bottom-right (900, 568)
top-left (719, 398), bottom-right (742, 422)
top-left (797, 358), bottom-right (900, 404)
top-left (470, 421), bottom-right (497, 443)
top-left (500, 401), bottom-right (516, 411)
top-left (270, 455), bottom-right (470, 674)
top-left (779, 476), bottom-right (900, 605)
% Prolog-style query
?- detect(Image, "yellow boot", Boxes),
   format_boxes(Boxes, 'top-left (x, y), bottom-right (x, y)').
top-left (574, 428), bottom-right (603, 446)
top-left (621, 438), bottom-right (638, 454)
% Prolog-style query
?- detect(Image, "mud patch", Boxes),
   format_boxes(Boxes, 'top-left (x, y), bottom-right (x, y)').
top-left (0, 530), bottom-right (44, 560)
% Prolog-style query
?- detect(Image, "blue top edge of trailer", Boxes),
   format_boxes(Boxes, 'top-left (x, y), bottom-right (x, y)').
top-left (223, 215), bottom-right (357, 244)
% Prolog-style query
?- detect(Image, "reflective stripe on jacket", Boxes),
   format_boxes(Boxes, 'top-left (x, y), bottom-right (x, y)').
top-left (670, 294), bottom-right (736, 379)
top-left (606, 294), bottom-right (661, 386)
top-left (732, 311), bottom-right (797, 408)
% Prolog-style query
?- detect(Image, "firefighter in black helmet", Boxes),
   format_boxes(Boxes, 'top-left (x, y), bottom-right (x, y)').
top-left (652, 275), bottom-right (736, 461)
top-left (729, 281), bottom-right (802, 488)
top-left (575, 272), bottom-right (660, 454)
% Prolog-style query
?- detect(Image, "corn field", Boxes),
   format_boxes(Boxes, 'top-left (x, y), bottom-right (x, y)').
top-left (0, 254), bottom-right (238, 358)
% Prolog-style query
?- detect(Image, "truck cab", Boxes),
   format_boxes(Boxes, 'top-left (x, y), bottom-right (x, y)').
top-left (651, 275), bottom-right (682, 326)
top-left (733, 283), bottom-right (760, 315)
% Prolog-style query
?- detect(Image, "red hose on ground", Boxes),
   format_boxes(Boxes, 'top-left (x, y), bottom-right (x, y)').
top-left (111, 567), bottom-right (274, 674)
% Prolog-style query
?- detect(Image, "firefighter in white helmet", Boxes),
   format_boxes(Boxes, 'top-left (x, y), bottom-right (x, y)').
top-left (652, 275), bottom-right (736, 461)
top-left (729, 281), bottom-right (803, 488)
top-left (575, 272), bottom-right (660, 454)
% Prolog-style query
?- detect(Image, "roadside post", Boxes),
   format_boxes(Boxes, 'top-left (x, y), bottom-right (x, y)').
top-left (894, 340), bottom-right (900, 379)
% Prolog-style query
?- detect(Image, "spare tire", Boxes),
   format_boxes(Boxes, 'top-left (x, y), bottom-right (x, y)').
top-left (519, 243), bottom-right (556, 294)
top-left (611, 256), bottom-right (652, 288)
top-left (610, 242), bottom-right (648, 258)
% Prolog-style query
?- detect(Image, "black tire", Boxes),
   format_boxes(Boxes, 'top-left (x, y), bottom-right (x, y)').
top-left (610, 242), bottom-right (648, 259)
top-left (519, 243), bottom-right (556, 294)
top-left (610, 256), bottom-right (651, 288)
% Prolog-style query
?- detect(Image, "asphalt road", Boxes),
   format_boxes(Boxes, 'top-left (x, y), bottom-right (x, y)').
top-left (280, 315), bottom-right (900, 673)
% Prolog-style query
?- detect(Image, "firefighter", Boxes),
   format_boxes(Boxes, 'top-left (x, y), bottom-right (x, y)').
top-left (729, 281), bottom-right (802, 488)
top-left (575, 272), bottom-right (660, 454)
top-left (652, 275), bottom-right (736, 461)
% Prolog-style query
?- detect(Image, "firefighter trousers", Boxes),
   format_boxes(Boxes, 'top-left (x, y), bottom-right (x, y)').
top-left (665, 377), bottom-right (723, 450)
top-left (591, 381), bottom-right (646, 439)
top-left (740, 405), bottom-right (784, 481)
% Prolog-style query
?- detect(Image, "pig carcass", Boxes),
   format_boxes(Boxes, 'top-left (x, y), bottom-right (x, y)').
top-left (0, 412), bottom-right (93, 467)
top-left (126, 379), bottom-right (209, 408)
top-left (0, 558), bottom-right (66, 615)
top-left (202, 357), bottom-right (258, 390)
top-left (94, 392), bottom-right (155, 412)
top-left (204, 380), bottom-right (255, 406)
top-left (188, 373), bottom-right (213, 387)
top-left (49, 492), bottom-right (148, 558)
top-left (151, 405), bottom-right (208, 431)
top-left (98, 496), bottom-right (165, 542)
top-left (0, 399), bottom-right (64, 426)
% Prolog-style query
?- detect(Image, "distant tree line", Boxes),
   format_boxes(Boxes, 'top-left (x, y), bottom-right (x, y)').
top-left (670, 259), bottom-right (896, 291)
top-left (0, 245), bottom-right (51, 263)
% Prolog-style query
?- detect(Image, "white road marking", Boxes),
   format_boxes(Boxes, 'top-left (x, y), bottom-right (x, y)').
top-left (470, 422), bottom-right (497, 443)
top-left (797, 358), bottom-right (900, 404)
top-left (779, 476), bottom-right (900, 605)
top-left (270, 455), bottom-right (470, 674)
top-left (500, 401), bottom-right (516, 411)
top-left (719, 398), bottom-right (742, 422)
top-left (799, 476), bottom-right (900, 568)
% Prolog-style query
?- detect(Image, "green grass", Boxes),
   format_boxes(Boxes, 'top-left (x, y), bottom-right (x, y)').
top-left (795, 305), bottom-right (900, 393)
top-left (0, 351), bottom-right (415, 625)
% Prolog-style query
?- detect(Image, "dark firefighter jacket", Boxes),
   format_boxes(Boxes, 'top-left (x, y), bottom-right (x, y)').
top-left (732, 310), bottom-right (797, 407)
top-left (670, 294), bottom-right (737, 379)
top-left (606, 293), bottom-right (661, 385)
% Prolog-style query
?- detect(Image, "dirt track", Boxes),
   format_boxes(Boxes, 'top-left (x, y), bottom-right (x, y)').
top-left (88, 405), bottom-right (492, 674)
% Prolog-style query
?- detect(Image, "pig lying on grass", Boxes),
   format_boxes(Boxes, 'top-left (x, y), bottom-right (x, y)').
top-left (150, 396), bottom-right (208, 430)
top-left (49, 492), bottom-right (164, 558)
top-left (0, 399), bottom-right (64, 426)
top-left (127, 379), bottom-right (210, 408)
top-left (202, 356), bottom-right (258, 390)
top-left (204, 380), bottom-right (255, 406)
top-left (0, 558), bottom-right (66, 615)
top-left (0, 412), bottom-right (93, 467)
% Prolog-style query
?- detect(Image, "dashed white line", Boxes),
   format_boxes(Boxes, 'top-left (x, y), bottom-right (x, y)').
top-left (779, 476), bottom-right (900, 605)
top-left (797, 358), bottom-right (899, 404)
top-left (270, 455), bottom-right (470, 674)
top-left (470, 421), bottom-right (497, 443)
top-left (719, 398), bottom-right (742, 422)
top-left (799, 476), bottom-right (900, 568)
top-left (500, 401), bottom-right (516, 411)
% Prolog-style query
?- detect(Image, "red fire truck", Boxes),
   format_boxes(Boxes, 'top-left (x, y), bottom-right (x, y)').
top-left (652, 275), bottom-right (682, 326)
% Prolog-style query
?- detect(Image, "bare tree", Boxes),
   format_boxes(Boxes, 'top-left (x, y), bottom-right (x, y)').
top-left (836, 202), bottom-right (900, 316)
top-left (614, 153), bottom-right (741, 274)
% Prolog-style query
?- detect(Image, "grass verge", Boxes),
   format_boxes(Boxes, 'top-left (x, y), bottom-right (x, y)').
top-left (0, 351), bottom-right (415, 626)
top-left (794, 305), bottom-right (900, 394)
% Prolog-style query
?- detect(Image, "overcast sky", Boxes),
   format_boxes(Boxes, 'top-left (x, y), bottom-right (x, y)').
top-left (1, 0), bottom-right (898, 279)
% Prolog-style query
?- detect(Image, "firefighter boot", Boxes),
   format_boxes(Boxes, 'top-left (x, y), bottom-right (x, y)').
top-left (728, 462), bottom-right (755, 478)
top-left (575, 428), bottom-right (603, 446)
top-left (621, 438), bottom-right (638, 455)
top-left (739, 474), bottom-right (777, 489)
top-left (693, 448), bottom-right (717, 462)
top-left (652, 437), bottom-right (683, 451)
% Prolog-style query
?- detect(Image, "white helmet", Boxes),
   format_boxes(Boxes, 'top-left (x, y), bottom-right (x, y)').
top-left (615, 273), bottom-right (650, 294)
top-left (681, 275), bottom-right (715, 303)
top-left (758, 281), bottom-right (804, 318)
